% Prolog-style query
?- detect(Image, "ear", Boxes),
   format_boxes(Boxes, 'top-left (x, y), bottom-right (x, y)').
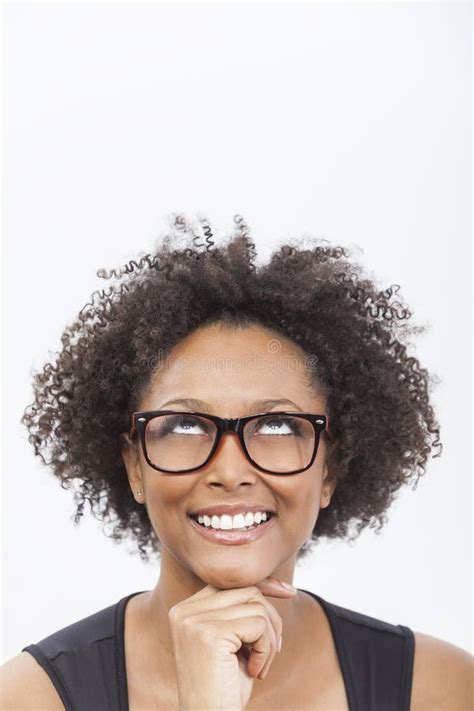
top-left (121, 431), bottom-right (133, 449)
top-left (120, 433), bottom-right (143, 500)
top-left (320, 465), bottom-right (336, 508)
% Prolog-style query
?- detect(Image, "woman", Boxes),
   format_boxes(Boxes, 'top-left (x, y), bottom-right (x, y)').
top-left (2, 214), bottom-right (472, 710)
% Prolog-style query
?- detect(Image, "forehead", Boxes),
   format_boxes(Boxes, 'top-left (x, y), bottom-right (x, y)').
top-left (140, 324), bottom-right (327, 413)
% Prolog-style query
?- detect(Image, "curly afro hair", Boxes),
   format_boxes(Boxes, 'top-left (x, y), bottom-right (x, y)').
top-left (21, 213), bottom-right (442, 563)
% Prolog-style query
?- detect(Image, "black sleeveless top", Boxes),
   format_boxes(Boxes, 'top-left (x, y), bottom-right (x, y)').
top-left (21, 588), bottom-right (415, 710)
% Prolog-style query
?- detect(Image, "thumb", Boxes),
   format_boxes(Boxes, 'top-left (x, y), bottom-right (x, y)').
top-left (256, 576), bottom-right (298, 598)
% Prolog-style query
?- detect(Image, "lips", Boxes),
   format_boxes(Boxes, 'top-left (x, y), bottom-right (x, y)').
top-left (190, 511), bottom-right (276, 525)
top-left (189, 503), bottom-right (277, 518)
top-left (188, 511), bottom-right (276, 545)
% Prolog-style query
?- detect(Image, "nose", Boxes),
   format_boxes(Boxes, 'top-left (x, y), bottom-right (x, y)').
top-left (201, 430), bottom-right (259, 485)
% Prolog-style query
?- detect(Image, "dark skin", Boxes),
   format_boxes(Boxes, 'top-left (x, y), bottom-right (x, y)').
top-left (2, 318), bottom-right (472, 710)
top-left (121, 323), bottom-right (336, 703)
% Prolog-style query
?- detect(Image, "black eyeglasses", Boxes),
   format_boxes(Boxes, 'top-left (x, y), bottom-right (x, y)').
top-left (128, 410), bottom-right (332, 475)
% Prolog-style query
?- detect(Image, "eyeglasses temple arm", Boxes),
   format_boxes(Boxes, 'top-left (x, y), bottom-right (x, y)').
top-left (129, 413), bottom-right (136, 439)
top-left (325, 415), bottom-right (332, 440)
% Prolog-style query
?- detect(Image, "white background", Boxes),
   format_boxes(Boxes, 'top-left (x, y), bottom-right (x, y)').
top-left (2, 0), bottom-right (472, 663)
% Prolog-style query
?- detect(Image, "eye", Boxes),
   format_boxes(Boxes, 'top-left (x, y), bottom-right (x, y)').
top-left (148, 414), bottom-right (212, 438)
top-left (251, 416), bottom-right (304, 437)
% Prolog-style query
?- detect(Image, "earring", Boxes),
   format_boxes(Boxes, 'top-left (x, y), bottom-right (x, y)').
top-left (136, 490), bottom-right (143, 497)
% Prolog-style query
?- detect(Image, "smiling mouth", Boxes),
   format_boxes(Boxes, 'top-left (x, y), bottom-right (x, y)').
top-left (187, 512), bottom-right (277, 545)
top-left (188, 512), bottom-right (276, 531)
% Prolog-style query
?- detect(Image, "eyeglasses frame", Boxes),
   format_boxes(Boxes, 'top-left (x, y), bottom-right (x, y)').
top-left (128, 409), bottom-right (332, 475)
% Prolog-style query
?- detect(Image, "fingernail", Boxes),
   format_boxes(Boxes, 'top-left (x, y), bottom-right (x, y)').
top-left (280, 581), bottom-right (297, 592)
top-left (278, 636), bottom-right (282, 652)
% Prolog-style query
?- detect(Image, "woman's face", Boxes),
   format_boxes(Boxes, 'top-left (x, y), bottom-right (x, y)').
top-left (122, 323), bottom-right (332, 589)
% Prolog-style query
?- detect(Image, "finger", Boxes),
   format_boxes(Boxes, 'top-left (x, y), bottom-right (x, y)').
top-left (178, 580), bottom-right (296, 618)
top-left (183, 583), bottom-right (221, 601)
top-left (178, 589), bottom-right (281, 653)
top-left (251, 603), bottom-right (278, 680)
top-left (246, 594), bottom-right (281, 655)
top-left (191, 578), bottom-right (297, 603)
top-left (176, 583), bottom-right (289, 651)
top-left (256, 577), bottom-right (298, 598)
top-left (189, 601), bottom-right (279, 657)
top-left (169, 584), bottom-right (221, 618)
top-left (212, 615), bottom-right (272, 679)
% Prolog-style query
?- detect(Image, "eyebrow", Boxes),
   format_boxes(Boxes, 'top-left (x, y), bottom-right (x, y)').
top-left (158, 397), bottom-right (303, 413)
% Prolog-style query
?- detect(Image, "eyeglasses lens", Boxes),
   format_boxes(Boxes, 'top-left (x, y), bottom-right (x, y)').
top-left (144, 413), bottom-right (316, 473)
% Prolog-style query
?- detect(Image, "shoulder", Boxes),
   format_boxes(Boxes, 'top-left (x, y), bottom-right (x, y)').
top-left (0, 652), bottom-right (64, 710)
top-left (0, 595), bottom-right (133, 711)
top-left (411, 630), bottom-right (474, 711)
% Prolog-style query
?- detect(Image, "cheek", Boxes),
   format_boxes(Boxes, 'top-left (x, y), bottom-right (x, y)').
top-left (289, 466), bottom-right (321, 503)
top-left (287, 482), bottom-right (322, 530)
top-left (297, 496), bottom-right (320, 525)
top-left (142, 477), bottom-right (193, 531)
top-left (144, 468), bottom-right (193, 499)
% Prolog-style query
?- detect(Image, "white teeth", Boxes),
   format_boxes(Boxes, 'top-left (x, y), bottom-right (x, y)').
top-left (213, 514), bottom-right (230, 529)
top-left (244, 512), bottom-right (254, 527)
top-left (195, 511), bottom-right (271, 530)
top-left (232, 513), bottom-right (247, 528)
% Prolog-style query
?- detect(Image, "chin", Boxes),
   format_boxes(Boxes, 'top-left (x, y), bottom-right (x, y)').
top-left (198, 568), bottom-right (269, 591)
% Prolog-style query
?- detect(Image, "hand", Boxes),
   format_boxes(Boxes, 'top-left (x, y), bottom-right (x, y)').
top-left (169, 576), bottom-right (298, 711)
